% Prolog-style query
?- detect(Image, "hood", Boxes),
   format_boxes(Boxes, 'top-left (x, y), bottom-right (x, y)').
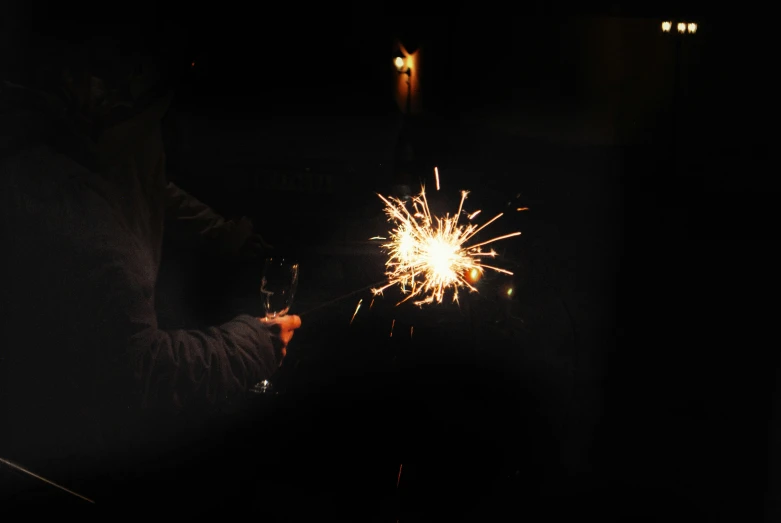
top-left (0, 80), bottom-right (173, 171)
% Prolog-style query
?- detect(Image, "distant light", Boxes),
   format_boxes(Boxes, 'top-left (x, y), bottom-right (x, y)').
top-left (191, 61), bottom-right (195, 68)
top-left (507, 287), bottom-right (513, 297)
top-left (677, 22), bottom-right (686, 33)
top-left (394, 56), bottom-right (405, 71)
top-left (687, 22), bottom-right (697, 34)
top-left (661, 21), bottom-right (672, 32)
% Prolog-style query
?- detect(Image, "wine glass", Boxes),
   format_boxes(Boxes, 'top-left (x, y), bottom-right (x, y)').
top-left (250, 257), bottom-right (299, 395)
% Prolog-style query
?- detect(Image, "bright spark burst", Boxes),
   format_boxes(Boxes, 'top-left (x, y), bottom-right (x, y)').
top-left (371, 180), bottom-right (522, 307)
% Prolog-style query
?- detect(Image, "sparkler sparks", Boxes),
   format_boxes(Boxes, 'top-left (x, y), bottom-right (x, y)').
top-left (350, 299), bottom-right (363, 324)
top-left (372, 173), bottom-right (522, 307)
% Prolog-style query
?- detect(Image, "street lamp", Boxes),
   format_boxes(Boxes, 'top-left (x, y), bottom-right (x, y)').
top-left (393, 50), bottom-right (412, 115)
top-left (662, 20), bottom-right (699, 35)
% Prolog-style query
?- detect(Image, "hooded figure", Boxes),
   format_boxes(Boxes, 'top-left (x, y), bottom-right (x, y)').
top-left (0, 15), bottom-right (295, 501)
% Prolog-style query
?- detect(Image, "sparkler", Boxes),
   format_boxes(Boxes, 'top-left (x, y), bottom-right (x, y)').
top-left (371, 172), bottom-right (522, 307)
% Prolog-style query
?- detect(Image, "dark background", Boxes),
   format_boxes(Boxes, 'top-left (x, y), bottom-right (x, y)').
top-left (2, 3), bottom-right (778, 521)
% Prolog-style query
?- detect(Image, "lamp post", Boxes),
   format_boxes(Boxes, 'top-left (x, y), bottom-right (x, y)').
top-left (391, 50), bottom-right (415, 199)
top-left (394, 51), bottom-right (412, 115)
top-left (661, 19), bottom-right (698, 173)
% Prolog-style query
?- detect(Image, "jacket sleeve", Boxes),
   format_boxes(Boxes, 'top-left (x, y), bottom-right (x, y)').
top-left (163, 181), bottom-right (250, 254)
top-left (87, 194), bottom-right (278, 413)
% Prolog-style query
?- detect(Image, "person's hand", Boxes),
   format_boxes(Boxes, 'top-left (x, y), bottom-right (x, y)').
top-left (260, 314), bottom-right (301, 364)
top-left (235, 217), bottom-right (273, 260)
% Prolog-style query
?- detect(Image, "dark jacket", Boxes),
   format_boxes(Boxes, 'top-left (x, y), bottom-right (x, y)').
top-left (0, 81), bottom-right (279, 487)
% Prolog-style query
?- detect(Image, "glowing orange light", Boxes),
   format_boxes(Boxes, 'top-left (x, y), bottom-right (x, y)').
top-left (191, 61), bottom-right (195, 67)
top-left (661, 21), bottom-right (672, 32)
top-left (394, 56), bottom-right (405, 71)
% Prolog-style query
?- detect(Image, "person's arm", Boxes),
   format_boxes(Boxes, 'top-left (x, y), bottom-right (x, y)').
top-left (100, 246), bottom-right (278, 411)
top-left (164, 181), bottom-right (269, 257)
top-left (80, 190), bottom-right (279, 412)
